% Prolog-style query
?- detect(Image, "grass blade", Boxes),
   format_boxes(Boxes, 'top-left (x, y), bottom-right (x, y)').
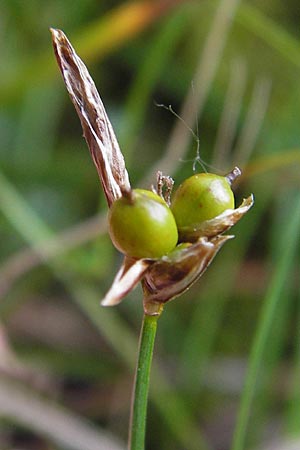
top-left (231, 191), bottom-right (300, 450)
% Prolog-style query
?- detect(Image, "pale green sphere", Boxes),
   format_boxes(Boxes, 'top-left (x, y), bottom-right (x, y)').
top-left (109, 189), bottom-right (178, 259)
top-left (171, 173), bottom-right (235, 229)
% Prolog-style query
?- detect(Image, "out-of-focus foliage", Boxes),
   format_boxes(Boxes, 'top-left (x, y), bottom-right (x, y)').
top-left (1, 1), bottom-right (300, 450)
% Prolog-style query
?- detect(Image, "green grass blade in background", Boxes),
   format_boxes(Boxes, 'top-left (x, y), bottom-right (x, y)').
top-left (0, 172), bottom-right (55, 247)
top-left (240, 187), bottom-right (299, 444)
top-left (120, 4), bottom-right (190, 154)
top-left (237, 4), bottom-right (300, 70)
top-left (285, 268), bottom-right (300, 437)
top-left (144, 0), bottom-right (242, 185)
top-left (13, 84), bottom-right (63, 165)
top-left (180, 173), bottom-right (274, 389)
top-left (231, 191), bottom-right (300, 450)
top-left (1, 0), bottom-right (186, 104)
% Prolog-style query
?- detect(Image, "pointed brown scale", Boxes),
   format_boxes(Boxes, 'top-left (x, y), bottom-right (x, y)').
top-left (101, 256), bottom-right (152, 307)
top-left (51, 28), bottom-right (130, 207)
top-left (142, 235), bottom-right (232, 315)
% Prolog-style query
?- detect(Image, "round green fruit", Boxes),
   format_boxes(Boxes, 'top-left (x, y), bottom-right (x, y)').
top-left (108, 189), bottom-right (178, 259)
top-left (171, 173), bottom-right (235, 229)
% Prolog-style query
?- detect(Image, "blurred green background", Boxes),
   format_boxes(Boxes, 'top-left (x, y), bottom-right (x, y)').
top-left (1, 1), bottom-right (300, 449)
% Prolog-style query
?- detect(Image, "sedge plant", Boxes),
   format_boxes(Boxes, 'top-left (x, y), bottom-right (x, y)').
top-left (51, 29), bottom-right (253, 450)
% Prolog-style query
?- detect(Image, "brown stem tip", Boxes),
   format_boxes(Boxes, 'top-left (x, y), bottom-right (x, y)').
top-left (121, 187), bottom-right (134, 203)
top-left (226, 167), bottom-right (242, 185)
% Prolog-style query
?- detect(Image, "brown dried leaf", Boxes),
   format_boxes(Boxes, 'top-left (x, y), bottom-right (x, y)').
top-left (178, 194), bottom-right (254, 242)
top-left (142, 235), bottom-right (232, 314)
top-left (51, 28), bottom-right (130, 207)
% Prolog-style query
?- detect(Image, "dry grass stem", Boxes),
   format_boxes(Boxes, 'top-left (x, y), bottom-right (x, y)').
top-left (0, 213), bottom-right (106, 298)
top-left (0, 375), bottom-right (123, 450)
top-left (233, 77), bottom-right (272, 168)
top-left (212, 58), bottom-right (247, 169)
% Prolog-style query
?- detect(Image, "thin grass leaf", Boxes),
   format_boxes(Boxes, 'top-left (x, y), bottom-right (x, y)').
top-left (180, 185), bottom-right (268, 387)
top-left (237, 3), bottom-right (300, 70)
top-left (143, 0), bottom-right (242, 186)
top-left (285, 270), bottom-right (300, 436)
top-left (231, 191), bottom-right (300, 450)
top-left (120, 4), bottom-right (190, 153)
top-left (243, 149), bottom-right (300, 181)
top-left (212, 57), bottom-right (247, 169)
top-left (1, 0), bottom-right (187, 104)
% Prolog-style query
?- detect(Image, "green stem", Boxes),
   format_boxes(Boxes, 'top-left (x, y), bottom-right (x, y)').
top-left (128, 313), bottom-right (159, 450)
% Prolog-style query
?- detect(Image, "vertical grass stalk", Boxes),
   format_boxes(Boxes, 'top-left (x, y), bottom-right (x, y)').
top-left (129, 313), bottom-right (159, 450)
top-left (231, 192), bottom-right (300, 450)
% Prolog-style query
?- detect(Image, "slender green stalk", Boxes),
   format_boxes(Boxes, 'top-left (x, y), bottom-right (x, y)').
top-left (129, 314), bottom-right (159, 450)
